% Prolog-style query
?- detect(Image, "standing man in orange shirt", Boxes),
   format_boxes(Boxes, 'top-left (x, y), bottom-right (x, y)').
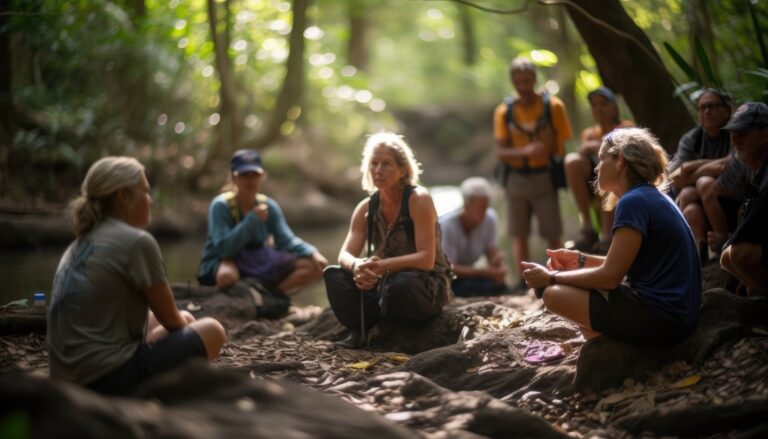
top-left (494, 57), bottom-right (573, 292)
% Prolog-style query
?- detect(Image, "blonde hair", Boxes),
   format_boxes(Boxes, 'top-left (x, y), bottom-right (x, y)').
top-left (598, 127), bottom-right (669, 210)
top-left (69, 156), bottom-right (145, 238)
top-left (359, 132), bottom-right (422, 193)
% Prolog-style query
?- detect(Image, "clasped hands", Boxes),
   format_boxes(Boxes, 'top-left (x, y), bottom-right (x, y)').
top-left (351, 256), bottom-right (387, 290)
top-left (521, 248), bottom-right (580, 288)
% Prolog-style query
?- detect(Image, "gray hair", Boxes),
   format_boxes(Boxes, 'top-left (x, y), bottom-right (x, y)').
top-left (69, 156), bottom-right (145, 238)
top-left (598, 127), bottom-right (669, 210)
top-left (360, 132), bottom-right (422, 193)
top-left (460, 177), bottom-right (493, 203)
top-left (509, 56), bottom-right (536, 77)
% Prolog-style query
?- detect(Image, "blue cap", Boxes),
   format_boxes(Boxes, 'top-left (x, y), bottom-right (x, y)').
top-left (588, 86), bottom-right (617, 104)
top-left (722, 102), bottom-right (768, 132)
top-left (230, 149), bottom-right (264, 176)
top-left (34, 292), bottom-right (46, 300)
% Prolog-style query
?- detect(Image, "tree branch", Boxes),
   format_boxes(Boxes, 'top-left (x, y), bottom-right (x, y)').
top-left (425, 0), bottom-right (530, 15)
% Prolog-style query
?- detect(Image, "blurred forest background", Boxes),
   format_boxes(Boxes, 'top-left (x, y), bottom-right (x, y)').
top-left (1, 0), bottom-right (767, 218)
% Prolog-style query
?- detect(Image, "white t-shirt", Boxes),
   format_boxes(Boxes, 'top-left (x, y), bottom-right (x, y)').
top-left (439, 208), bottom-right (498, 267)
top-left (47, 217), bottom-right (166, 384)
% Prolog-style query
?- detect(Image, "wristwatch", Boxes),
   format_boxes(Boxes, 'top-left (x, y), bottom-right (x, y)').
top-left (578, 252), bottom-right (587, 268)
top-left (549, 271), bottom-right (559, 285)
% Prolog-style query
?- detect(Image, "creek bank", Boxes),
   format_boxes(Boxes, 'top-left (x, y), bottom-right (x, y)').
top-left (2, 263), bottom-right (767, 438)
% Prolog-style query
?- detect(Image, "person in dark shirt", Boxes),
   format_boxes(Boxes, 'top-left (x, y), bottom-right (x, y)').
top-left (720, 102), bottom-right (768, 295)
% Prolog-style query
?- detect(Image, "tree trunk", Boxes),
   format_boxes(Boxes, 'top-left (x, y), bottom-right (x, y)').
top-left (207, 0), bottom-right (242, 158)
top-left (457, 3), bottom-right (476, 66)
top-left (685, 0), bottom-right (717, 84)
top-left (125, 0), bottom-right (148, 140)
top-left (0, 0), bottom-right (14, 187)
top-left (563, 0), bottom-right (694, 153)
top-left (346, 1), bottom-right (368, 71)
top-left (253, 0), bottom-right (309, 150)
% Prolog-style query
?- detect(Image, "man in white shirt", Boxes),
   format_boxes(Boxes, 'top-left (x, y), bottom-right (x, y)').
top-left (439, 177), bottom-right (510, 296)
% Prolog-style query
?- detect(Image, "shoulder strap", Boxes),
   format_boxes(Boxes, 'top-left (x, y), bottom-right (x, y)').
top-left (365, 186), bottom-right (415, 257)
top-left (224, 191), bottom-right (267, 224)
top-left (505, 93), bottom-right (552, 136)
top-left (223, 191), bottom-right (240, 223)
top-left (366, 192), bottom-right (379, 257)
top-left (539, 92), bottom-right (552, 128)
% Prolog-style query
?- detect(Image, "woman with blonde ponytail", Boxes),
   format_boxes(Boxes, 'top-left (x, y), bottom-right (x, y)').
top-left (48, 157), bottom-right (226, 395)
top-left (522, 128), bottom-right (702, 348)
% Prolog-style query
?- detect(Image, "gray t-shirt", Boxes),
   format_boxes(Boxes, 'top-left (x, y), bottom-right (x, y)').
top-left (439, 208), bottom-right (498, 266)
top-left (47, 217), bottom-right (166, 384)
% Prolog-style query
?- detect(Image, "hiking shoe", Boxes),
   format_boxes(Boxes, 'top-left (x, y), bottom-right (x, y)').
top-left (334, 331), bottom-right (364, 349)
top-left (569, 229), bottom-right (599, 252)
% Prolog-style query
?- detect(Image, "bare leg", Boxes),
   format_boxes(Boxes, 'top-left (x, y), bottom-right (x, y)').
top-left (599, 204), bottom-right (615, 243)
top-left (699, 178), bottom-right (732, 252)
top-left (278, 257), bottom-right (324, 295)
top-left (721, 243), bottom-right (768, 290)
top-left (682, 203), bottom-right (709, 245)
top-left (565, 152), bottom-right (596, 232)
top-left (513, 235), bottom-right (529, 279)
top-left (216, 260), bottom-right (240, 290)
top-left (541, 284), bottom-right (601, 339)
top-left (146, 310), bottom-right (196, 343)
top-left (144, 310), bottom-right (225, 360)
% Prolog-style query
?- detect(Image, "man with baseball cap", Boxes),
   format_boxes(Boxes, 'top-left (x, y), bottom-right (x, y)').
top-left (564, 86), bottom-right (634, 253)
top-left (720, 102), bottom-right (768, 294)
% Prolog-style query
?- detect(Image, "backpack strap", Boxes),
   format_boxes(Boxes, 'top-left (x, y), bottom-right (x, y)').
top-left (366, 192), bottom-right (379, 258)
top-left (365, 186), bottom-right (415, 257)
top-left (223, 191), bottom-right (268, 224)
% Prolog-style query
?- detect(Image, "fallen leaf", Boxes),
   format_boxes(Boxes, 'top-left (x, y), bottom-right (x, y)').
top-left (347, 358), bottom-right (379, 370)
top-left (389, 355), bottom-right (409, 363)
top-left (186, 302), bottom-right (202, 312)
top-left (671, 374), bottom-right (702, 389)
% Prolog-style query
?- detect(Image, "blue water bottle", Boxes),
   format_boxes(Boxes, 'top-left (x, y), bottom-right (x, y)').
top-left (33, 292), bottom-right (46, 308)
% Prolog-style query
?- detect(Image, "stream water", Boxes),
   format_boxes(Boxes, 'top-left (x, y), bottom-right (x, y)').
top-left (0, 187), bottom-right (578, 309)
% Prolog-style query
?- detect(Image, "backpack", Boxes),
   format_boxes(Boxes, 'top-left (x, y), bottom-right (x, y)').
top-left (498, 92), bottom-right (567, 190)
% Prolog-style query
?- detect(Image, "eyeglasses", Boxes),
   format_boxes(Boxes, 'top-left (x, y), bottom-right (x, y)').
top-left (698, 103), bottom-right (728, 112)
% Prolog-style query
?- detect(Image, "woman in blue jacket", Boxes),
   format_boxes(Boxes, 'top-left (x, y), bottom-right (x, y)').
top-left (198, 149), bottom-right (328, 294)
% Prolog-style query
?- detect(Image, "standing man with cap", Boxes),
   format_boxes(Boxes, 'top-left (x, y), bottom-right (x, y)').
top-left (564, 86), bottom-right (634, 252)
top-left (439, 177), bottom-right (510, 296)
top-left (720, 102), bottom-right (768, 294)
top-left (494, 56), bottom-right (573, 292)
top-left (198, 149), bottom-right (328, 296)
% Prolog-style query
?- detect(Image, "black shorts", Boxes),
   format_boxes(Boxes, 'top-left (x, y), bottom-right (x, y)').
top-left (86, 327), bottom-right (207, 395)
top-left (588, 284), bottom-right (691, 347)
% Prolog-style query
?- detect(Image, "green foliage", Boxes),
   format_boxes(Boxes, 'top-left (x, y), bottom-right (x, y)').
top-left (5, 0), bottom-right (764, 202)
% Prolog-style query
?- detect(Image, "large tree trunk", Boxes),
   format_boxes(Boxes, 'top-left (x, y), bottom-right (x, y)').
top-left (0, 0), bottom-right (13, 188)
top-left (346, 1), bottom-right (368, 71)
top-left (253, 0), bottom-right (309, 150)
top-left (207, 0), bottom-right (242, 157)
top-left (563, 0), bottom-right (694, 153)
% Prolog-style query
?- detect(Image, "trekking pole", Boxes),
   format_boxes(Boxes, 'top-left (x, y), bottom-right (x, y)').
top-left (360, 289), bottom-right (366, 346)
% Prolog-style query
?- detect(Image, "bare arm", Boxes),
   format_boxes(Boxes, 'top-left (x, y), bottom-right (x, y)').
top-left (360, 188), bottom-right (438, 275)
top-left (143, 282), bottom-right (187, 332)
top-left (524, 228), bottom-right (642, 290)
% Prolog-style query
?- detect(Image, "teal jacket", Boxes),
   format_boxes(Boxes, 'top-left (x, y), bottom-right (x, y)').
top-left (197, 192), bottom-right (317, 283)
